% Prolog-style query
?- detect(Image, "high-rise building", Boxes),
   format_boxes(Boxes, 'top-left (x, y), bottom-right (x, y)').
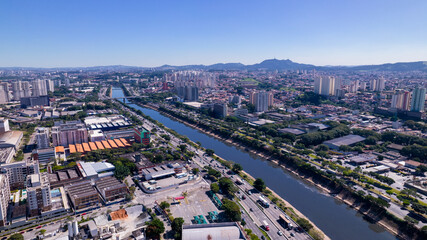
top-left (45, 79), bottom-right (54, 92)
top-left (359, 82), bottom-right (367, 91)
top-left (249, 91), bottom-right (256, 105)
top-left (376, 77), bottom-right (386, 91)
top-left (51, 121), bottom-right (88, 146)
top-left (410, 87), bottom-right (426, 112)
top-left (0, 83), bottom-right (10, 104)
top-left (32, 79), bottom-right (48, 96)
top-left (22, 81), bottom-right (31, 97)
top-left (370, 79), bottom-right (377, 91)
top-left (36, 127), bottom-right (50, 149)
top-left (27, 173), bottom-right (52, 216)
top-left (314, 76), bottom-right (335, 96)
top-left (255, 91), bottom-right (273, 112)
top-left (0, 161), bottom-right (38, 189)
top-left (0, 174), bottom-right (10, 226)
top-left (12, 81), bottom-right (22, 100)
top-left (314, 77), bottom-right (322, 95)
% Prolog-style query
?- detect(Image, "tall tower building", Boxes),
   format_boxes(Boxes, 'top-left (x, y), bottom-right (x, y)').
top-left (255, 91), bottom-right (271, 112)
top-left (410, 87), bottom-right (426, 112)
top-left (32, 79), bottom-right (48, 96)
top-left (12, 81), bottom-right (22, 100)
top-left (376, 78), bottom-right (385, 91)
top-left (0, 83), bottom-right (10, 104)
top-left (22, 81), bottom-right (31, 97)
top-left (314, 77), bottom-right (322, 94)
top-left (401, 91), bottom-right (411, 111)
top-left (320, 76), bottom-right (335, 96)
top-left (249, 91), bottom-right (256, 105)
top-left (45, 79), bottom-right (54, 92)
top-left (370, 79), bottom-right (377, 91)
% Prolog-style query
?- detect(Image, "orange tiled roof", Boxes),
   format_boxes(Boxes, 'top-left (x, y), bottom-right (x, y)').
top-left (89, 142), bottom-right (98, 151)
top-left (95, 141), bottom-right (104, 150)
top-left (69, 145), bottom-right (76, 154)
top-left (102, 140), bottom-right (111, 149)
top-left (114, 138), bottom-right (124, 147)
top-left (55, 146), bottom-right (65, 153)
top-left (76, 144), bottom-right (84, 153)
top-left (108, 140), bottom-right (118, 148)
top-left (82, 143), bottom-right (91, 152)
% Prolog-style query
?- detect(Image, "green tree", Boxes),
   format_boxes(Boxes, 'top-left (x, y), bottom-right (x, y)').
top-left (192, 168), bottom-right (199, 175)
top-left (254, 178), bottom-right (266, 192)
top-left (218, 177), bottom-right (237, 195)
top-left (171, 217), bottom-right (185, 240)
top-left (222, 198), bottom-right (241, 221)
top-left (159, 201), bottom-right (170, 210)
top-left (232, 163), bottom-right (243, 173)
top-left (210, 183), bottom-right (220, 193)
top-left (296, 218), bottom-right (313, 232)
top-left (178, 144), bottom-right (187, 152)
top-left (8, 234), bottom-right (24, 240)
top-left (114, 164), bottom-right (130, 180)
top-left (205, 149), bottom-right (215, 156)
top-left (146, 218), bottom-right (165, 239)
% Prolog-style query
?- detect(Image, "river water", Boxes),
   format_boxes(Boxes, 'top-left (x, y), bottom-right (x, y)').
top-left (113, 88), bottom-right (396, 240)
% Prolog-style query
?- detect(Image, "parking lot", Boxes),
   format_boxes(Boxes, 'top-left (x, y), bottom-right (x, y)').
top-left (168, 188), bottom-right (221, 224)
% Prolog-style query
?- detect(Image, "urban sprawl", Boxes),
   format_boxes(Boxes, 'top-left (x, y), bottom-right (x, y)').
top-left (0, 63), bottom-right (426, 240)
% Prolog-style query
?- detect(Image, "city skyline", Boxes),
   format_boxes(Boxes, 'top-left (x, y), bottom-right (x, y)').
top-left (1, 0), bottom-right (427, 67)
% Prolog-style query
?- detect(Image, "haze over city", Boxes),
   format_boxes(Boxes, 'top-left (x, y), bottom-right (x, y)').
top-left (1, 0), bottom-right (427, 67)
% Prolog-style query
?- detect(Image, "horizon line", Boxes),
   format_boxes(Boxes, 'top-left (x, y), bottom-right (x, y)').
top-left (0, 59), bottom-right (426, 69)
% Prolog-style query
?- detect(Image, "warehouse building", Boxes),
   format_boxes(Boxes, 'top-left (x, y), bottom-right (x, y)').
top-left (323, 135), bottom-right (366, 150)
top-left (65, 180), bottom-right (100, 210)
top-left (95, 176), bottom-right (128, 203)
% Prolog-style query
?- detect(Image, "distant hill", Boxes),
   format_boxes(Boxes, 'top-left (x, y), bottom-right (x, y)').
top-left (1, 60), bottom-right (427, 72)
top-left (155, 59), bottom-right (427, 72)
top-left (328, 61), bottom-right (427, 72)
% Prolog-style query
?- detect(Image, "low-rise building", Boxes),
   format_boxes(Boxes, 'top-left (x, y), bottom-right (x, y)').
top-left (95, 176), bottom-right (128, 203)
top-left (134, 126), bottom-right (150, 145)
top-left (65, 180), bottom-right (100, 210)
top-left (32, 147), bottom-right (56, 164)
top-left (182, 222), bottom-right (247, 240)
top-left (323, 135), bottom-right (366, 150)
top-left (89, 130), bottom-right (105, 142)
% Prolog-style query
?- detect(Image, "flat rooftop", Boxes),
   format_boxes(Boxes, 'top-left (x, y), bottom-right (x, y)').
top-left (182, 222), bottom-right (245, 240)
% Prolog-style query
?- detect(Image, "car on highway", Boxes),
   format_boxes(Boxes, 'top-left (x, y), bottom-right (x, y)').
top-left (290, 232), bottom-right (295, 237)
top-left (277, 230), bottom-right (283, 236)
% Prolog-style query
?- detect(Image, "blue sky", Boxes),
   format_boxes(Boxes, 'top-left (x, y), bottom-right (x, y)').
top-left (0, 0), bottom-right (426, 67)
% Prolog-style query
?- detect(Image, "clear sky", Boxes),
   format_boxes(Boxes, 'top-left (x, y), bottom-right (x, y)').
top-left (1, 0), bottom-right (426, 67)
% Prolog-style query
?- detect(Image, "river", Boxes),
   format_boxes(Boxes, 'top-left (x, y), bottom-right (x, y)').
top-left (113, 88), bottom-right (396, 240)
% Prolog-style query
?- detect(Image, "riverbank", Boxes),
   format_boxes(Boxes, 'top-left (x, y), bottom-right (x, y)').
top-left (141, 103), bottom-right (330, 239)
top-left (141, 103), bottom-right (414, 240)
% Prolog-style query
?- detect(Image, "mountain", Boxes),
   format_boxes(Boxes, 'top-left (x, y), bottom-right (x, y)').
top-left (329, 61), bottom-right (427, 72)
top-left (247, 59), bottom-right (315, 70)
top-left (1, 60), bottom-right (426, 72)
top-left (154, 59), bottom-right (427, 72)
